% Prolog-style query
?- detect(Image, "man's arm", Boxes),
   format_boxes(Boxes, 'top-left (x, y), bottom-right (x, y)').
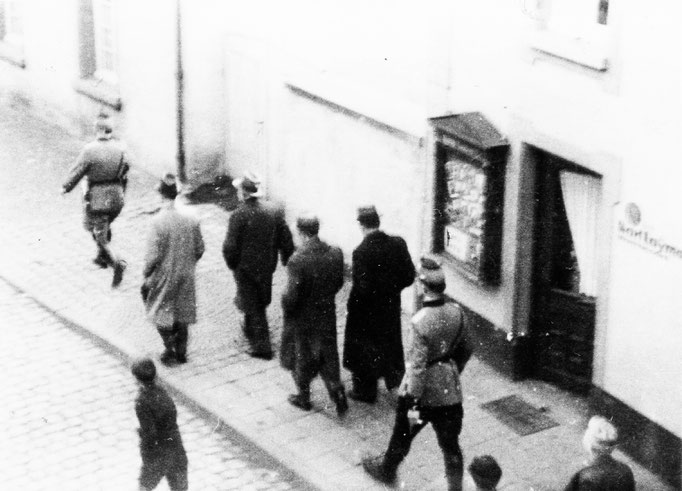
top-left (395, 237), bottom-right (416, 290)
top-left (135, 399), bottom-right (158, 447)
top-left (281, 258), bottom-right (304, 316)
top-left (61, 150), bottom-right (90, 193)
top-left (143, 223), bottom-right (162, 279)
top-left (222, 213), bottom-right (242, 270)
top-left (331, 247), bottom-right (345, 294)
top-left (276, 212), bottom-right (295, 266)
top-left (453, 309), bottom-right (473, 373)
top-left (194, 222), bottom-right (205, 262)
top-left (403, 321), bottom-right (428, 401)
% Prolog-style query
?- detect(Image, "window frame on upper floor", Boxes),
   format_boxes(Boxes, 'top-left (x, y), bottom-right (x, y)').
top-left (529, 0), bottom-right (612, 72)
top-left (74, 0), bottom-right (122, 110)
top-left (0, 0), bottom-right (26, 68)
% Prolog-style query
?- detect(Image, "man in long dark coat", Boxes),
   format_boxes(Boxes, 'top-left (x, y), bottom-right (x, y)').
top-left (142, 174), bottom-right (204, 365)
top-left (343, 205), bottom-right (416, 403)
top-left (280, 215), bottom-right (348, 416)
top-left (223, 172), bottom-right (294, 360)
top-left (61, 112), bottom-right (129, 287)
top-left (132, 358), bottom-right (188, 491)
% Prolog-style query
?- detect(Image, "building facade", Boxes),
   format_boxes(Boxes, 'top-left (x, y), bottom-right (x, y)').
top-left (1, 0), bottom-right (679, 485)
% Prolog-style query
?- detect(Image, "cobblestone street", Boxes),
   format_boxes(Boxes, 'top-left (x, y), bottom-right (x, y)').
top-left (0, 278), bottom-right (302, 490)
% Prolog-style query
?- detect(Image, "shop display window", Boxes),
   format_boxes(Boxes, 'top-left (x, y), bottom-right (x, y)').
top-left (430, 113), bottom-right (508, 285)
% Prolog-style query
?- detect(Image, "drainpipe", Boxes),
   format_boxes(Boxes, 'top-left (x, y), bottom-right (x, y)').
top-left (175, 0), bottom-right (187, 184)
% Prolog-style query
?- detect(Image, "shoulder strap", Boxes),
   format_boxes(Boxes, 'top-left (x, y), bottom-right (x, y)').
top-left (115, 151), bottom-right (126, 180)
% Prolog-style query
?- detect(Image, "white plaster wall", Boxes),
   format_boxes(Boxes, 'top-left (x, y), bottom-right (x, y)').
top-left (0, 0), bottom-right (177, 177)
top-left (444, 0), bottom-right (682, 435)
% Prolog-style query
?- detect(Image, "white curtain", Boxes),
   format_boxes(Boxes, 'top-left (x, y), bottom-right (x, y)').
top-left (559, 170), bottom-right (601, 297)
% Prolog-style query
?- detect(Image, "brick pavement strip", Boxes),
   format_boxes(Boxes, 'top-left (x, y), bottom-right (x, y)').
top-left (0, 106), bottom-right (674, 491)
top-left (0, 278), bottom-right (302, 490)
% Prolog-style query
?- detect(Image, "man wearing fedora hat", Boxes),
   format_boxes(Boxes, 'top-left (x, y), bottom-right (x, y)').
top-left (363, 262), bottom-right (472, 490)
top-left (343, 205), bottom-right (416, 403)
top-left (61, 112), bottom-right (129, 287)
top-left (142, 174), bottom-right (204, 365)
top-left (223, 172), bottom-right (294, 360)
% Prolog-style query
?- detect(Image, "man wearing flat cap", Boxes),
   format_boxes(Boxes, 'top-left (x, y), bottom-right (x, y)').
top-left (142, 174), bottom-right (204, 365)
top-left (343, 205), bottom-right (416, 403)
top-left (363, 262), bottom-right (472, 491)
top-left (223, 172), bottom-right (294, 359)
top-left (280, 214), bottom-right (348, 416)
top-left (131, 357), bottom-right (188, 491)
top-left (61, 112), bottom-right (129, 287)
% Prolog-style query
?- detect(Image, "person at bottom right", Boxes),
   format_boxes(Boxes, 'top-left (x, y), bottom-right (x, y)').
top-left (564, 415), bottom-right (635, 491)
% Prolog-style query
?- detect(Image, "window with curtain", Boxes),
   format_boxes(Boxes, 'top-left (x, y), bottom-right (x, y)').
top-left (558, 170), bottom-right (601, 297)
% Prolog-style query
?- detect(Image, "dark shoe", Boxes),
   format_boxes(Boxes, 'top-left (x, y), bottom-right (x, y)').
top-left (287, 394), bottom-right (312, 411)
top-left (348, 389), bottom-right (376, 404)
top-left (112, 260), bottom-right (127, 288)
top-left (92, 256), bottom-right (108, 269)
top-left (175, 354), bottom-right (187, 364)
top-left (247, 350), bottom-right (273, 361)
top-left (160, 350), bottom-right (176, 366)
top-left (334, 389), bottom-right (349, 417)
top-left (362, 456), bottom-right (396, 485)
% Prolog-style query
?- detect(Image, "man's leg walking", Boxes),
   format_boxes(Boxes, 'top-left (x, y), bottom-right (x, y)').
top-left (92, 216), bottom-right (125, 287)
top-left (431, 405), bottom-right (464, 491)
top-left (156, 326), bottom-right (176, 364)
top-left (363, 396), bottom-right (426, 484)
top-left (248, 307), bottom-right (272, 358)
top-left (173, 323), bottom-right (188, 363)
top-left (320, 351), bottom-right (348, 416)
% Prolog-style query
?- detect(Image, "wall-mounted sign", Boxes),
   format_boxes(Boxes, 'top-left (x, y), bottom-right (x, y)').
top-left (430, 112), bottom-right (508, 285)
top-left (618, 203), bottom-right (682, 260)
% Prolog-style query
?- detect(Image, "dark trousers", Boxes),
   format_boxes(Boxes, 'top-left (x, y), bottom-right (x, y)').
top-left (383, 397), bottom-right (464, 491)
top-left (157, 322), bottom-right (188, 357)
top-left (90, 215), bottom-right (118, 266)
top-left (294, 352), bottom-right (344, 403)
top-left (243, 311), bottom-right (271, 355)
top-left (139, 445), bottom-right (188, 491)
top-left (234, 271), bottom-right (273, 355)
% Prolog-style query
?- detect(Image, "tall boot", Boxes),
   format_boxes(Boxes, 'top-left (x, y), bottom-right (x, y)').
top-left (444, 453), bottom-right (464, 491)
top-left (157, 327), bottom-right (176, 365)
top-left (331, 387), bottom-right (349, 417)
top-left (362, 454), bottom-right (397, 485)
top-left (174, 323), bottom-right (188, 363)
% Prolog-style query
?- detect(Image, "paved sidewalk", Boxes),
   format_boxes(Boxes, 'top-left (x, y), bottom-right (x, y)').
top-left (0, 106), bottom-right (672, 490)
top-left (0, 277), bottom-right (301, 490)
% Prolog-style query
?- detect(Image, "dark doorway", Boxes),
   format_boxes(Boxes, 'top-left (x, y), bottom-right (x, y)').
top-left (530, 150), bottom-right (601, 393)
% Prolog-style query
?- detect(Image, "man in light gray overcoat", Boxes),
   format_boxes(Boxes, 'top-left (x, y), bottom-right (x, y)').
top-left (142, 174), bottom-right (204, 365)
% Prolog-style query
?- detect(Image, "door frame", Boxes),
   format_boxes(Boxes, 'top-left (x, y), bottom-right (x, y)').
top-left (513, 134), bottom-right (621, 388)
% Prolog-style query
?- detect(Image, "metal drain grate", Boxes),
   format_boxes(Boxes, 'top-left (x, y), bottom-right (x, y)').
top-left (481, 394), bottom-right (559, 436)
